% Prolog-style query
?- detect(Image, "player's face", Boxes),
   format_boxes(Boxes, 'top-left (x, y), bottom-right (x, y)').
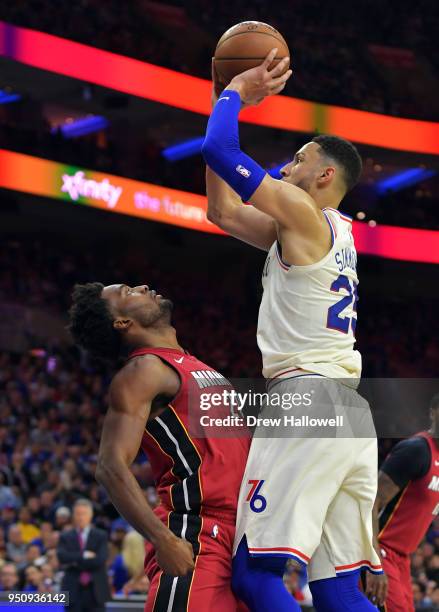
top-left (280, 141), bottom-right (325, 192)
top-left (102, 283), bottom-right (173, 329)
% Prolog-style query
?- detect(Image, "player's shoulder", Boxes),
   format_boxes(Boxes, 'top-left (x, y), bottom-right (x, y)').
top-left (111, 354), bottom-right (176, 395)
top-left (391, 435), bottom-right (430, 456)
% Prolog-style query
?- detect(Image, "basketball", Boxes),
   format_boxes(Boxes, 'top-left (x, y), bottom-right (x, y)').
top-left (214, 21), bottom-right (290, 85)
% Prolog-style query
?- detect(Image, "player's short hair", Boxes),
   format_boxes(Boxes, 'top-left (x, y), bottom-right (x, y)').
top-left (312, 135), bottom-right (362, 193)
top-left (68, 282), bottom-right (121, 363)
top-left (430, 393), bottom-right (439, 411)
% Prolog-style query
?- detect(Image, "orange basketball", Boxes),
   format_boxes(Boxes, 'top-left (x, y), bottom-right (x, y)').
top-left (214, 21), bottom-right (290, 85)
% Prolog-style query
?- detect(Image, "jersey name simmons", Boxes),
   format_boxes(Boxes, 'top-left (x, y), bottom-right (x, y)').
top-left (257, 208), bottom-right (361, 385)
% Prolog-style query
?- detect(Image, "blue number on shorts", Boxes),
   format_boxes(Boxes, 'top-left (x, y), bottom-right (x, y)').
top-left (246, 479), bottom-right (267, 513)
top-left (327, 274), bottom-right (358, 334)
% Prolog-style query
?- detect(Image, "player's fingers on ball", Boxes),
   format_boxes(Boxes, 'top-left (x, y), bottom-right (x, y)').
top-left (270, 69), bottom-right (292, 88)
top-left (269, 56), bottom-right (290, 76)
top-left (263, 47), bottom-right (278, 68)
top-left (270, 83), bottom-right (286, 95)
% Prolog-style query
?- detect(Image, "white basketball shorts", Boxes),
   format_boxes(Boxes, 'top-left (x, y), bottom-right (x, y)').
top-left (233, 375), bottom-right (383, 581)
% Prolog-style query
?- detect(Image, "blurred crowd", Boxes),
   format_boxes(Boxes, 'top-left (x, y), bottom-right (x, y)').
top-left (0, 346), bottom-right (154, 597)
top-left (1, 0), bottom-right (438, 120)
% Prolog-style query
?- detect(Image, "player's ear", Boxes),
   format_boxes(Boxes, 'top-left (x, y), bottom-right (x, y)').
top-left (113, 317), bottom-right (133, 332)
top-left (317, 166), bottom-right (335, 186)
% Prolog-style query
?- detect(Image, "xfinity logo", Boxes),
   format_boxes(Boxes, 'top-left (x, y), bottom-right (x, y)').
top-left (236, 164), bottom-right (251, 178)
top-left (61, 171), bottom-right (123, 208)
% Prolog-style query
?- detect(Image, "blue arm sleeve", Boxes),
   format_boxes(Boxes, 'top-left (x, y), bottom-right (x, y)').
top-left (201, 90), bottom-right (267, 202)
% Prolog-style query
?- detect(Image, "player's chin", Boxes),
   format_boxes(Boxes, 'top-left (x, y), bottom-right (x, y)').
top-left (159, 298), bottom-right (173, 312)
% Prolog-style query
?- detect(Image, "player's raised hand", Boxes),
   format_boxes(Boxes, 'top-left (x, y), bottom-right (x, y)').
top-left (155, 532), bottom-right (195, 576)
top-left (226, 48), bottom-right (292, 106)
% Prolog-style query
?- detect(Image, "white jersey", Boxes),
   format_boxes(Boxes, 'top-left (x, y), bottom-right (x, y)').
top-left (257, 207), bottom-right (361, 385)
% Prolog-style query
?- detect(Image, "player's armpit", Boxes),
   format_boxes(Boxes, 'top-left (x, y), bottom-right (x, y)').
top-left (206, 166), bottom-right (277, 251)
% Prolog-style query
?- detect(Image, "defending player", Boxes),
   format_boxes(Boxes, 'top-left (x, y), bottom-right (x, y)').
top-left (68, 282), bottom-right (249, 611)
top-left (202, 50), bottom-right (384, 611)
top-left (374, 394), bottom-right (439, 611)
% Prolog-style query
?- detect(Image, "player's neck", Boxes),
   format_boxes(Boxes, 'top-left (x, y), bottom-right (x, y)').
top-left (312, 187), bottom-right (342, 211)
top-left (129, 326), bottom-right (183, 352)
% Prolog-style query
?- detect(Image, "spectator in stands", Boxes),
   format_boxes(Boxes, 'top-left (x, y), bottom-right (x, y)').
top-left (0, 562), bottom-right (19, 591)
top-left (23, 564), bottom-right (44, 593)
top-left (109, 530), bottom-right (145, 593)
top-left (54, 507), bottom-right (72, 531)
top-left (0, 474), bottom-right (20, 510)
top-left (40, 561), bottom-right (59, 591)
top-left (16, 506), bottom-right (41, 543)
top-left (24, 543), bottom-right (44, 567)
top-left (0, 507), bottom-right (16, 534)
top-left (30, 521), bottom-right (54, 552)
top-left (45, 548), bottom-right (62, 588)
top-left (6, 525), bottom-right (26, 567)
top-left (57, 499), bottom-right (110, 612)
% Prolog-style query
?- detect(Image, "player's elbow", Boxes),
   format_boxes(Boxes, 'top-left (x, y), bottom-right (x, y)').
top-left (95, 455), bottom-right (121, 486)
top-left (201, 143), bottom-right (214, 169)
top-left (201, 137), bottom-right (223, 170)
top-left (94, 460), bottom-right (108, 486)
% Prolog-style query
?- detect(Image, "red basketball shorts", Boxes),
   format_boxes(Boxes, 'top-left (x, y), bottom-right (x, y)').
top-left (144, 507), bottom-right (247, 612)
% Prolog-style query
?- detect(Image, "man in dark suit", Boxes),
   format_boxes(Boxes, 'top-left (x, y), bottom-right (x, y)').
top-left (57, 499), bottom-right (111, 612)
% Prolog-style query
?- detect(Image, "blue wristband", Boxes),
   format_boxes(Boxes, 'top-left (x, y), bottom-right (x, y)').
top-left (201, 90), bottom-right (266, 201)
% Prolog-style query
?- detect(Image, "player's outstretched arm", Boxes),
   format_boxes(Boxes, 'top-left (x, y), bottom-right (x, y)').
top-left (95, 355), bottom-right (194, 577)
top-left (205, 60), bottom-right (277, 250)
top-left (206, 166), bottom-right (276, 250)
top-left (202, 51), bottom-right (329, 262)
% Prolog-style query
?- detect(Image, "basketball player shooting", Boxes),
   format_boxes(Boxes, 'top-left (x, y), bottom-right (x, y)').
top-left (202, 49), bottom-right (385, 611)
top-left (68, 283), bottom-right (250, 611)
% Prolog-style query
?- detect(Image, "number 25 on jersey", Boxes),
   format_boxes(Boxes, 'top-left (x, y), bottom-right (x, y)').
top-left (327, 274), bottom-right (358, 334)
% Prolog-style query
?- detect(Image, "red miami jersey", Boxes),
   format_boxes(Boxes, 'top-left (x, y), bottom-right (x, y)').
top-left (379, 432), bottom-right (439, 555)
top-left (129, 347), bottom-right (250, 520)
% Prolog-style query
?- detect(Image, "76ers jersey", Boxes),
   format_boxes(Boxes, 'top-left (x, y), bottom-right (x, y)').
top-left (257, 207), bottom-right (361, 385)
top-left (129, 347), bottom-right (249, 519)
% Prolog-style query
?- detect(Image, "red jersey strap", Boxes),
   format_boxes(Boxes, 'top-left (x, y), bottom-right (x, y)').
top-left (128, 347), bottom-right (190, 360)
top-left (126, 347), bottom-right (191, 407)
